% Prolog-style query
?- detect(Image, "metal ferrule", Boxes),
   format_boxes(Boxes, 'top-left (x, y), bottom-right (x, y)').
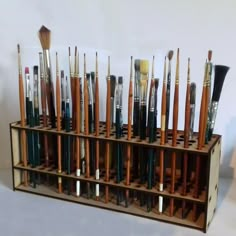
top-left (43, 50), bottom-right (51, 84)
top-left (29, 85), bottom-right (33, 102)
top-left (189, 104), bottom-right (195, 139)
top-left (25, 73), bottom-right (30, 98)
top-left (33, 73), bottom-right (39, 109)
top-left (39, 53), bottom-right (44, 81)
top-left (87, 77), bottom-right (94, 105)
top-left (149, 87), bottom-right (155, 112)
top-left (61, 75), bottom-right (65, 102)
top-left (209, 101), bottom-right (218, 130)
top-left (140, 82), bottom-right (147, 104)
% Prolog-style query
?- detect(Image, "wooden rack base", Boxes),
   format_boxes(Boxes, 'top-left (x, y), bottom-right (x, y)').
top-left (10, 120), bottom-right (221, 233)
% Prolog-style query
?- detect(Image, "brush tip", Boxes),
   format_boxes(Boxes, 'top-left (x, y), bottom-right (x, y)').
top-left (154, 78), bottom-right (159, 88)
top-left (33, 66), bottom-right (38, 74)
top-left (17, 44), bottom-right (20, 53)
top-left (61, 70), bottom-right (64, 78)
top-left (25, 67), bottom-right (29, 74)
top-left (118, 76), bottom-right (123, 84)
top-left (208, 50), bottom-right (213, 61)
top-left (75, 46), bottom-right (77, 55)
top-left (134, 59), bottom-right (140, 70)
top-left (69, 47), bottom-right (71, 55)
top-left (140, 60), bottom-right (149, 74)
top-left (86, 73), bottom-right (90, 79)
top-left (96, 51), bottom-right (97, 56)
top-left (39, 25), bottom-right (50, 33)
top-left (168, 50), bottom-right (174, 60)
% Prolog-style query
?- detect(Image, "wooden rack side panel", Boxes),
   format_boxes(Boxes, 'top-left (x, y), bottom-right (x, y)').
top-left (205, 138), bottom-right (221, 231)
top-left (11, 127), bottom-right (21, 187)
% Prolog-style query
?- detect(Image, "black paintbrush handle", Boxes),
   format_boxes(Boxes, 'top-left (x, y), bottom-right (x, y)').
top-left (140, 104), bottom-right (147, 140)
top-left (133, 100), bottom-right (140, 136)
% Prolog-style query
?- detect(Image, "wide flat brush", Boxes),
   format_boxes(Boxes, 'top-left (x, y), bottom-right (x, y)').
top-left (165, 50), bottom-right (174, 143)
top-left (125, 56), bottom-right (133, 207)
top-left (170, 48), bottom-right (179, 217)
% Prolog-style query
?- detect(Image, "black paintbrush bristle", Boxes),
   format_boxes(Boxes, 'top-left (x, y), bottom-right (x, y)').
top-left (154, 78), bottom-right (159, 90)
top-left (212, 65), bottom-right (230, 102)
top-left (190, 82), bottom-right (196, 104)
top-left (33, 66), bottom-right (38, 75)
top-left (110, 75), bottom-right (116, 97)
top-left (134, 59), bottom-right (140, 71)
top-left (118, 76), bottom-right (123, 84)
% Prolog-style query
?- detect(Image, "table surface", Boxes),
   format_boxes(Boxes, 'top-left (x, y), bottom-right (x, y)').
top-left (0, 169), bottom-right (235, 236)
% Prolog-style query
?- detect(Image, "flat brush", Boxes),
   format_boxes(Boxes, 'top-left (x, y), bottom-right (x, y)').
top-left (207, 65), bottom-right (229, 139)
top-left (39, 52), bottom-right (49, 167)
top-left (56, 53), bottom-right (62, 193)
top-left (189, 83), bottom-right (196, 140)
top-left (38, 25), bottom-right (56, 128)
top-left (125, 56), bottom-right (133, 207)
top-left (159, 56), bottom-right (167, 214)
top-left (165, 50), bottom-right (174, 143)
top-left (170, 48), bottom-right (179, 217)
top-left (139, 60), bottom-right (149, 140)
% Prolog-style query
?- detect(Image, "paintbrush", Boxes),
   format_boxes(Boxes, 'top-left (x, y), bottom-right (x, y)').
top-left (17, 44), bottom-right (27, 186)
top-left (125, 56), bottom-right (133, 207)
top-left (159, 56), bottom-right (167, 214)
top-left (207, 65), bottom-right (230, 140)
top-left (84, 54), bottom-right (91, 198)
top-left (95, 52), bottom-right (100, 200)
top-left (38, 25), bottom-right (56, 128)
top-left (189, 83), bottom-right (196, 140)
top-left (105, 56), bottom-right (111, 203)
top-left (115, 76), bottom-right (123, 205)
top-left (75, 51), bottom-right (81, 197)
top-left (39, 52), bottom-right (49, 168)
top-left (110, 75), bottom-right (116, 127)
top-left (182, 58), bottom-right (191, 218)
top-left (165, 50), bottom-right (174, 143)
top-left (170, 48), bottom-right (179, 217)
top-left (56, 52), bottom-right (62, 193)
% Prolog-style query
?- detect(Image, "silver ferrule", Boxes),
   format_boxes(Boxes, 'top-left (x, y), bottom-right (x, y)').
top-left (149, 87), bottom-right (155, 111)
top-left (189, 104), bottom-right (195, 139)
top-left (61, 74), bottom-right (65, 102)
top-left (33, 73), bottom-right (39, 109)
top-left (43, 50), bottom-right (52, 84)
top-left (25, 73), bottom-right (30, 98)
top-left (29, 84), bottom-right (33, 102)
top-left (39, 53), bottom-right (44, 81)
top-left (88, 77), bottom-right (94, 105)
top-left (209, 101), bottom-right (219, 130)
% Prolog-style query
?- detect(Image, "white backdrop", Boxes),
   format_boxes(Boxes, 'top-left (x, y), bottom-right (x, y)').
top-left (0, 0), bottom-right (236, 178)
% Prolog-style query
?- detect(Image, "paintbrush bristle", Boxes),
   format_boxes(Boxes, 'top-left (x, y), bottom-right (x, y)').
top-left (212, 65), bottom-right (229, 102)
top-left (208, 50), bottom-right (212, 62)
top-left (110, 75), bottom-right (116, 97)
top-left (152, 56), bottom-right (155, 79)
top-left (190, 82), bottom-right (196, 104)
top-left (168, 50), bottom-right (174, 61)
top-left (38, 25), bottom-right (51, 50)
top-left (134, 59), bottom-right (140, 71)
top-left (17, 44), bottom-right (20, 53)
top-left (154, 78), bottom-right (159, 89)
top-left (140, 60), bottom-right (149, 76)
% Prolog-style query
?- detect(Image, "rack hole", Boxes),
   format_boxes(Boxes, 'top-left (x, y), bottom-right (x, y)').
top-left (212, 148), bottom-right (215, 155)
top-left (215, 184), bottom-right (218, 191)
top-left (209, 196), bottom-right (212, 202)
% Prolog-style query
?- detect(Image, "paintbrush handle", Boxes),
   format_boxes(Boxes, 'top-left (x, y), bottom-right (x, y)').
top-left (165, 80), bottom-right (171, 142)
top-left (140, 104), bottom-right (147, 140)
top-left (133, 100), bottom-right (140, 136)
